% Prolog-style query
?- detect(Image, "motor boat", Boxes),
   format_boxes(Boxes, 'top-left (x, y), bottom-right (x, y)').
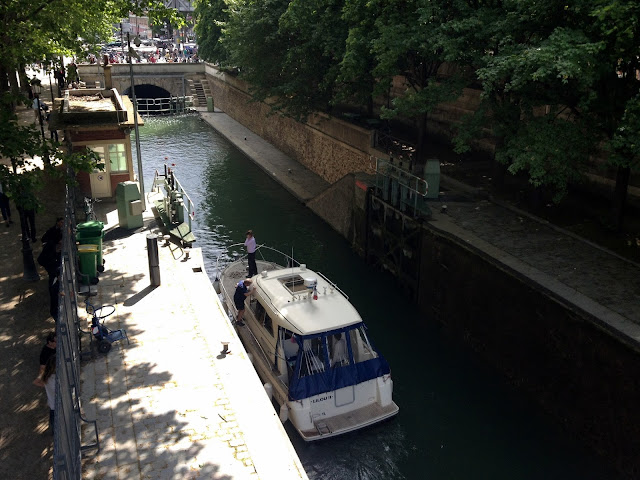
top-left (217, 245), bottom-right (399, 441)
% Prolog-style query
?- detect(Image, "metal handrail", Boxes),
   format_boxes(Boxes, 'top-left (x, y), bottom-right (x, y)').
top-left (135, 96), bottom-right (194, 115)
top-left (152, 166), bottom-right (196, 230)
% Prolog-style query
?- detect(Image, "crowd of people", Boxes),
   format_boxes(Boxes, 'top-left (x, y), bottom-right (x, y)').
top-left (89, 40), bottom-right (199, 65)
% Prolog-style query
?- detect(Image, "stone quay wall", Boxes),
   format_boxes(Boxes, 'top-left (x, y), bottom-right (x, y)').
top-left (205, 64), bottom-right (374, 184)
top-left (418, 226), bottom-right (640, 478)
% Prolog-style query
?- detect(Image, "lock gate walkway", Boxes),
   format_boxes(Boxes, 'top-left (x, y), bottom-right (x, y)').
top-left (80, 195), bottom-right (307, 480)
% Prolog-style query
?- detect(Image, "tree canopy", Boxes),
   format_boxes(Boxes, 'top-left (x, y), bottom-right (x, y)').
top-left (192, 0), bottom-right (639, 224)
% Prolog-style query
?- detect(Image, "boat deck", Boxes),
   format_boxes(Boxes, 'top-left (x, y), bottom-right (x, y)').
top-left (220, 259), bottom-right (282, 314)
top-left (301, 402), bottom-right (399, 440)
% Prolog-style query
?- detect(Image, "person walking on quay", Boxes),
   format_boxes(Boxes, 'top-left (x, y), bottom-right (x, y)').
top-left (0, 181), bottom-right (12, 227)
top-left (32, 95), bottom-right (42, 122)
top-left (233, 278), bottom-right (253, 327)
top-left (14, 182), bottom-right (38, 243)
top-left (33, 355), bottom-right (56, 434)
top-left (36, 332), bottom-right (56, 379)
top-left (42, 217), bottom-right (63, 246)
top-left (244, 229), bottom-right (258, 277)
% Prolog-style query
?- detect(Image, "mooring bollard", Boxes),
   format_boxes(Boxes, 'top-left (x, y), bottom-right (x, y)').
top-left (146, 234), bottom-right (161, 286)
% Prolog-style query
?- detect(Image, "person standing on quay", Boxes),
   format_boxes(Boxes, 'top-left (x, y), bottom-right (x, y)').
top-left (0, 181), bottom-right (12, 227)
top-left (244, 229), bottom-right (257, 277)
top-left (33, 355), bottom-right (56, 434)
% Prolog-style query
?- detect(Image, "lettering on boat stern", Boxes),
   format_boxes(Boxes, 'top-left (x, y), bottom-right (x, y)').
top-left (311, 394), bottom-right (333, 404)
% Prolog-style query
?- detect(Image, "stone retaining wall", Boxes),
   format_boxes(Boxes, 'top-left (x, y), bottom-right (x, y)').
top-left (206, 66), bottom-right (374, 184)
top-left (418, 226), bottom-right (640, 479)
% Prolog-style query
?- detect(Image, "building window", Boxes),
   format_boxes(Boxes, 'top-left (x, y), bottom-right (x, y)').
top-left (86, 143), bottom-right (128, 173)
top-left (109, 144), bottom-right (128, 172)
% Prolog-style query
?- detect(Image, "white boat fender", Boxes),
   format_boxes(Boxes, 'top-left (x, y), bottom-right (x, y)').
top-left (213, 278), bottom-right (221, 294)
top-left (279, 404), bottom-right (289, 423)
top-left (263, 382), bottom-right (273, 400)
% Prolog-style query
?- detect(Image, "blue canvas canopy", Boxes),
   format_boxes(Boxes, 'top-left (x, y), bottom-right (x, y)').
top-left (287, 325), bottom-right (391, 401)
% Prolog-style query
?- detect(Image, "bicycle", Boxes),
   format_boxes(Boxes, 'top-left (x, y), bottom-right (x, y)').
top-left (83, 196), bottom-right (100, 221)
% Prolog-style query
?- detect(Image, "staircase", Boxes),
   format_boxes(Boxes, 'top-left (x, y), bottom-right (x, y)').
top-left (193, 81), bottom-right (206, 106)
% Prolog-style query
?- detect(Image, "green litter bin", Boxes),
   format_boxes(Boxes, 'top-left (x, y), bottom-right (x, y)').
top-left (77, 220), bottom-right (105, 271)
top-left (77, 244), bottom-right (99, 285)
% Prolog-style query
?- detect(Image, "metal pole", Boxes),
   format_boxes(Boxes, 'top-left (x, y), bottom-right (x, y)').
top-left (146, 234), bottom-right (161, 286)
top-left (47, 69), bottom-right (55, 105)
top-left (128, 33), bottom-right (146, 211)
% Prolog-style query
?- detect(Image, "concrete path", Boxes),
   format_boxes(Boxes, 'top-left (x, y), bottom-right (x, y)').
top-left (198, 109), bottom-right (329, 203)
top-left (81, 198), bottom-right (307, 480)
top-left (429, 197), bottom-right (640, 346)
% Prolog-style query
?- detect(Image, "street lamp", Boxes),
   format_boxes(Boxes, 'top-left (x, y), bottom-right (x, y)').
top-left (127, 33), bottom-right (146, 211)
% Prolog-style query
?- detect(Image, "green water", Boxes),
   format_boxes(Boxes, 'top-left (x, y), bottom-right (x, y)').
top-left (135, 115), bottom-right (618, 480)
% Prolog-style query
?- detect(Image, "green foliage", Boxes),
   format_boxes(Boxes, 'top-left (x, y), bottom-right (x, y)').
top-left (609, 94), bottom-right (640, 169)
top-left (194, 0), bottom-right (230, 64)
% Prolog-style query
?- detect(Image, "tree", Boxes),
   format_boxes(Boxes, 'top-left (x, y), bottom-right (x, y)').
top-left (194, 0), bottom-right (230, 64)
top-left (368, 0), bottom-right (467, 169)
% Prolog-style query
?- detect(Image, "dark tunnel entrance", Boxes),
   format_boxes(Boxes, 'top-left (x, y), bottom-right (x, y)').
top-left (123, 84), bottom-right (190, 115)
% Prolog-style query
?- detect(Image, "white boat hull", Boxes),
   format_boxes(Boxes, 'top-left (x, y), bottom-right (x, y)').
top-left (219, 256), bottom-right (399, 441)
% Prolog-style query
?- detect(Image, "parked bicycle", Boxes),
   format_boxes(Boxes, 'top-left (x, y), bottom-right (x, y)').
top-left (83, 196), bottom-right (100, 221)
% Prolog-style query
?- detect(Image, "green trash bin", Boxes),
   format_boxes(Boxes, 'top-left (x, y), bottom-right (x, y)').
top-left (77, 221), bottom-right (105, 271)
top-left (77, 244), bottom-right (99, 285)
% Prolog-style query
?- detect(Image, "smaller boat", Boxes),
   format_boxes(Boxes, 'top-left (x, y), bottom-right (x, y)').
top-left (218, 245), bottom-right (399, 441)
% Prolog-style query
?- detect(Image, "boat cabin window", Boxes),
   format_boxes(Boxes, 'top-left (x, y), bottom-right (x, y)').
top-left (279, 275), bottom-right (308, 294)
top-left (349, 326), bottom-right (378, 363)
top-left (252, 301), bottom-right (274, 336)
top-left (299, 336), bottom-right (326, 377)
top-left (329, 333), bottom-right (349, 368)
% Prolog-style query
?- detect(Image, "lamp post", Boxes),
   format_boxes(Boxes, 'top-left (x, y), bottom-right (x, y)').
top-left (31, 83), bottom-right (46, 143)
top-left (128, 33), bottom-right (146, 211)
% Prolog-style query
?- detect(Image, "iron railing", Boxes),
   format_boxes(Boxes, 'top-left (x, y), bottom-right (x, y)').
top-left (153, 165), bottom-right (196, 232)
top-left (371, 157), bottom-right (430, 218)
top-left (136, 96), bottom-right (194, 115)
top-left (53, 179), bottom-right (99, 480)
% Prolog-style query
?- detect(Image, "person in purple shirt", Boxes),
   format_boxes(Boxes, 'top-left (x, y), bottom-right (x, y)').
top-left (244, 229), bottom-right (257, 277)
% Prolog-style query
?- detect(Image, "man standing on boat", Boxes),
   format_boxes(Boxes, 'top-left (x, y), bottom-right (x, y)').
top-left (234, 278), bottom-right (253, 326)
top-left (244, 229), bottom-right (258, 277)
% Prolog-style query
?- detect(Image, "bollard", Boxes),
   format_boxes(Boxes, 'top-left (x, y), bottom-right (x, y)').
top-left (146, 234), bottom-right (161, 286)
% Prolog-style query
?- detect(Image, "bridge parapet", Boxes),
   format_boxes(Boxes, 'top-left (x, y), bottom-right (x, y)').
top-left (77, 63), bottom-right (206, 98)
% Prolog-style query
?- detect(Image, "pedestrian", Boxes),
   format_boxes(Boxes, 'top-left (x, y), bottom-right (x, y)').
top-left (21, 207), bottom-right (36, 242)
top-left (14, 181), bottom-right (38, 243)
top-left (42, 217), bottom-right (63, 246)
top-left (44, 105), bottom-right (58, 142)
top-left (49, 274), bottom-right (60, 321)
top-left (33, 355), bottom-right (56, 434)
top-left (38, 238), bottom-right (62, 278)
top-left (0, 181), bottom-right (12, 228)
top-left (37, 332), bottom-right (57, 378)
top-left (32, 95), bottom-right (41, 122)
top-left (233, 278), bottom-right (253, 326)
top-left (244, 229), bottom-right (257, 277)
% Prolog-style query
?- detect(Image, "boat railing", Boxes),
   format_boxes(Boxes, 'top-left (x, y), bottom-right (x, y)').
top-left (315, 271), bottom-right (349, 300)
top-left (214, 244), bottom-right (299, 280)
top-left (242, 316), bottom-right (289, 391)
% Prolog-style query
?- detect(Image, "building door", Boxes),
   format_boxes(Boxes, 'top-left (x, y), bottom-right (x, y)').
top-left (88, 146), bottom-right (112, 197)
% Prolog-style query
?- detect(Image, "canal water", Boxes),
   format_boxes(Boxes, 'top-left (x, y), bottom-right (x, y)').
top-left (135, 115), bottom-right (617, 479)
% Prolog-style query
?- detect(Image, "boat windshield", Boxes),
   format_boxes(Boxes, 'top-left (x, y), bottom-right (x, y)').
top-left (287, 323), bottom-right (391, 401)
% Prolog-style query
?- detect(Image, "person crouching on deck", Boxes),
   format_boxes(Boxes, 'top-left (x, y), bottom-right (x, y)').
top-left (234, 278), bottom-right (253, 327)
